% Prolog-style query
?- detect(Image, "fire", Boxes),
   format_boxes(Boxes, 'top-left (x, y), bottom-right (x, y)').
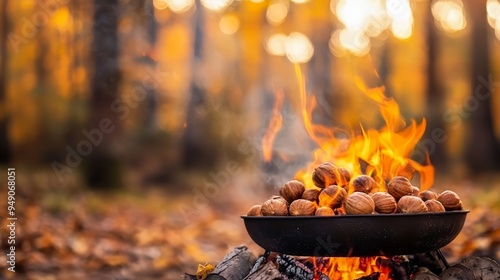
top-left (317, 257), bottom-right (392, 280)
top-left (261, 63), bottom-right (435, 279)
top-left (262, 89), bottom-right (284, 162)
top-left (293, 64), bottom-right (434, 191)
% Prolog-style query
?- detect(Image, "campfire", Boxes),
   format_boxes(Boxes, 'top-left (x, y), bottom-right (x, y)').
top-left (183, 246), bottom-right (499, 280)
top-left (184, 66), bottom-right (500, 279)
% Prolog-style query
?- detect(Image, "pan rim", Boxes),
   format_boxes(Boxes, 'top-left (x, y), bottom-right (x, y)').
top-left (241, 209), bottom-right (469, 219)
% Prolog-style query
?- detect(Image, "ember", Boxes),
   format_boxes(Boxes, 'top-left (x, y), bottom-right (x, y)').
top-left (321, 257), bottom-right (393, 280)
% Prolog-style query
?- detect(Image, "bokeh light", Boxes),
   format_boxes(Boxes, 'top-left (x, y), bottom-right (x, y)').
top-left (284, 32), bottom-right (314, 63)
top-left (496, 24), bottom-right (500, 41)
top-left (365, 12), bottom-right (390, 38)
top-left (488, 0), bottom-right (500, 19)
top-left (386, 0), bottom-right (412, 20)
top-left (266, 0), bottom-right (289, 26)
top-left (332, 29), bottom-right (371, 57)
top-left (335, 0), bottom-right (376, 31)
top-left (265, 33), bottom-right (288, 56)
top-left (390, 18), bottom-right (413, 39)
top-left (219, 14), bottom-right (240, 35)
top-left (201, 0), bottom-right (233, 12)
top-left (487, 0), bottom-right (500, 40)
top-left (331, 0), bottom-right (414, 55)
top-left (265, 32), bottom-right (314, 63)
top-left (153, 0), bottom-right (169, 10)
top-left (386, 0), bottom-right (413, 39)
top-left (329, 30), bottom-right (347, 57)
top-left (432, 0), bottom-right (467, 33)
top-left (168, 0), bottom-right (195, 13)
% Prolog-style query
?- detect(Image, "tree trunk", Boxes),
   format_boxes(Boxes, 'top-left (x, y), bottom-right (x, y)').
top-left (310, 25), bottom-right (335, 126)
top-left (0, 0), bottom-right (11, 164)
top-left (144, 0), bottom-right (157, 46)
top-left (182, 0), bottom-right (212, 168)
top-left (379, 42), bottom-right (391, 98)
top-left (464, 0), bottom-right (500, 172)
top-left (424, 0), bottom-right (446, 168)
top-left (36, 21), bottom-right (52, 162)
top-left (142, 0), bottom-right (158, 130)
top-left (85, 0), bottom-right (122, 189)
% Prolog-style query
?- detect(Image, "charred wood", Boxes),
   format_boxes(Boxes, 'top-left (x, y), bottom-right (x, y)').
top-left (206, 245), bottom-right (257, 280)
top-left (440, 257), bottom-right (500, 280)
top-left (355, 272), bottom-right (380, 280)
top-left (412, 267), bottom-right (440, 280)
top-left (247, 251), bottom-right (271, 275)
top-left (389, 256), bottom-right (410, 280)
top-left (182, 273), bottom-right (197, 280)
top-left (244, 262), bottom-right (282, 280)
top-left (277, 254), bottom-right (314, 280)
top-left (412, 251), bottom-right (446, 275)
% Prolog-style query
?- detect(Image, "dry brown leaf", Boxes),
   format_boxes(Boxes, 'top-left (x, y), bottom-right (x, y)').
top-left (153, 256), bottom-right (172, 269)
top-left (196, 263), bottom-right (215, 280)
top-left (103, 254), bottom-right (129, 267)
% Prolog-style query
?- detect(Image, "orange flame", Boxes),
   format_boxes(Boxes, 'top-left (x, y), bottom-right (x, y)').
top-left (293, 64), bottom-right (434, 191)
top-left (322, 257), bottom-right (392, 280)
top-left (262, 89), bottom-right (285, 162)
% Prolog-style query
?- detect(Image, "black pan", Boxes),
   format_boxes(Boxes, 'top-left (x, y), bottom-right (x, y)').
top-left (242, 210), bottom-right (468, 257)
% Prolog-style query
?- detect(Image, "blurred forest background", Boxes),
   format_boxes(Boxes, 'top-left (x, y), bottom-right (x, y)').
top-left (1, 0), bottom-right (500, 279)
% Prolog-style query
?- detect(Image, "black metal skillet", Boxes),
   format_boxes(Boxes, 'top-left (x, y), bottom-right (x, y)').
top-left (242, 210), bottom-right (468, 257)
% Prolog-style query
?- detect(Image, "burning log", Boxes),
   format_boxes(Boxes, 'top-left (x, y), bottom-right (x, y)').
top-left (389, 256), bottom-right (411, 280)
top-left (355, 272), bottom-right (380, 280)
top-left (276, 254), bottom-right (330, 280)
top-left (277, 254), bottom-right (314, 280)
top-left (440, 257), bottom-right (500, 280)
top-left (204, 246), bottom-right (257, 280)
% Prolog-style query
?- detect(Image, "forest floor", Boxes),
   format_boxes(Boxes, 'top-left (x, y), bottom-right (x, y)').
top-left (0, 170), bottom-right (499, 280)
